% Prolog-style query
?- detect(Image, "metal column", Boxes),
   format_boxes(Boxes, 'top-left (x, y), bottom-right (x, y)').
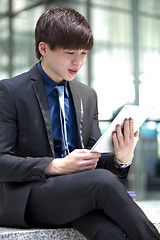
top-left (132, 0), bottom-right (140, 105)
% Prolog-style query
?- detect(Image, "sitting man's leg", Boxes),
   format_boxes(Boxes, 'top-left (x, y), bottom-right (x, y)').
top-left (71, 210), bottom-right (128, 240)
top-left (25, 169), bottom-right (160, 240)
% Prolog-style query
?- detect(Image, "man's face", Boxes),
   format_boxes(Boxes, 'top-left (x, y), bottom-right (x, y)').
top-left (41, 45), bottom-right (88, 83)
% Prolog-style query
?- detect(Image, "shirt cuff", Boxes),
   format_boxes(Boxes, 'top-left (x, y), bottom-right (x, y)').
top-left (114, 155), bottom-right (134, 168)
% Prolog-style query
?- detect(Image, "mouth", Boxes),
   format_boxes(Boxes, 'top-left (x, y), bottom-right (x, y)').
top-left (68, 69), bottom-right (78, 75)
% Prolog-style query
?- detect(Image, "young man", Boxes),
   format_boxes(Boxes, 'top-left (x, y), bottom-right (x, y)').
top-left (0, 7), bottom-right (159, 240)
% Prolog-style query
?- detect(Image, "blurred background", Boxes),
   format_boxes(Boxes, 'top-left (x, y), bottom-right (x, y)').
top-left (0, 0), bottom-right (160, 201)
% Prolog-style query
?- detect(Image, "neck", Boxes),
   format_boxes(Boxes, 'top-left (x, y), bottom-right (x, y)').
top-left (41, 60), bottom-right (64, 84)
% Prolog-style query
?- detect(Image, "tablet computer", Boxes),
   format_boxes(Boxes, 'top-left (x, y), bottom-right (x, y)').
top-left (90, 105), bottom-right (152, 153)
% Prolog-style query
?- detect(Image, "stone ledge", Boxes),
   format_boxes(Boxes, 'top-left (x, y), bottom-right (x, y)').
top-left (0, 223), bottom-right (159, 239)
top-left (0, 227), bottom-right (87, 240)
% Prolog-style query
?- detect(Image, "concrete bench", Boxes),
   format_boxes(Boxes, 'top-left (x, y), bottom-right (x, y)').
top-left (0, 227), bottom-right (87, 240)
top-left (0, 223), bottom-right (159, 239)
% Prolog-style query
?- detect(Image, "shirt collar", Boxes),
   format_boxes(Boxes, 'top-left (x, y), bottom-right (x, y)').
top-left (37, 61), bottom-right (69, 98)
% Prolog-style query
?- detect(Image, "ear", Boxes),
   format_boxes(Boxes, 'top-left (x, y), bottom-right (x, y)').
top-left (38, 42), bottom-right (47, 57)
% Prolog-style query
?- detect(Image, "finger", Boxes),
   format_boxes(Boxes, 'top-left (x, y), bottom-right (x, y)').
top-left (76, 149), bottom-right (101, 158)
top-left (85, 158), bottom-right (99, 165)
top-left (77, 152), bottom-right (101, 161)
top-left (112, 131), bottom-right (120, 150)
top-left (71, 149), bottom-right (100, 159)
top-left (134, 129), bottom-right (139, 137)
top-left (79, 158), bottom-right (98, 170)
top-left (82, 153), bottom-right (101, 160)
top-left (115, 124), bottom-right (123, 144)
top-left (81, 163), bottom-right (97, 171)
top-left (73, 149), bottom-right (90, 153)
top-left (129, 118), bottom-right (134, 138)
top-left (123, 119), bottom-right (130, 139)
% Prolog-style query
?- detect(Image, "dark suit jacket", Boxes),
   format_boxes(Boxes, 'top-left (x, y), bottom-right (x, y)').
top-left (0, 65), bottom-right (128, 227)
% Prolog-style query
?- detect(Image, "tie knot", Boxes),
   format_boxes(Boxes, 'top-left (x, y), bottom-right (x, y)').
top-left (56, 85), bottom-right (64, 96)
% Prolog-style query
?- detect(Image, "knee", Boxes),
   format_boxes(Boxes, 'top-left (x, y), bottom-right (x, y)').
top-left (86, 169), bottom-right (125, 202)
top-left (89, 169), bottom-right (120, 188)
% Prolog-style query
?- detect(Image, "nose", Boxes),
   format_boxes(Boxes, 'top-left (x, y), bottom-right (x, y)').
top-left (72, 54), bottom-right (82, 66)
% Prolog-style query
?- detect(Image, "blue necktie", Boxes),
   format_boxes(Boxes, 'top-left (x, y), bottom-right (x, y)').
top-left (56, 85), bottom-right (69, 157)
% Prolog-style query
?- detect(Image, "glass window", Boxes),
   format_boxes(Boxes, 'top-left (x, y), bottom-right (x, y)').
top-left (139, 9), bottom-right (160, 119)
top-left (92, 8), bottom-right (132, 44)
top-left (12, 6), bottom-right (45, 76)
top-left (0, 0), bottom-right (9, 14)
top-left (139, 17), bottom-right (160, 49)
top-left (12, 0), bottom-right (40, 12)
top-left (90, 0), bottom-right (132, 10)
top-left (91, 7), bottom-right (134, 119)
top-left (47, 0), bottom-right (88, 19)
top-left (91, 46), bottom-right (135, 119)
top-left (0, 18), bottom-right (9, 79)
top-left (133, 121), bottom-right (160, 200)
top-left (139, 0), bottom-right (160, 15)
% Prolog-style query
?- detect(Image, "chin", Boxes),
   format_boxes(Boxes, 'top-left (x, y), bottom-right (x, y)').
top-left (66, 77), bottom-right (75, 81)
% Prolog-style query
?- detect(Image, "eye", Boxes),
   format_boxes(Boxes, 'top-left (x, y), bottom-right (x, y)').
top-left (66, 51), bottom-right (74, 55)
top-left (81, 51), bottom-right (87, 55)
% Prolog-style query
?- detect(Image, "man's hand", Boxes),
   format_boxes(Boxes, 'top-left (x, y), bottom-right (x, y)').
top-left (44, 149), bottom-right (101, 175)
top-left (112, 118), bottom-right (139, 164)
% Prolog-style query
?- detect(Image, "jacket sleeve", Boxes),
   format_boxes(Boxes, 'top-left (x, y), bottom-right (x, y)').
top-left (97, 153), bottom-right (130, 178)
top-left (0, 80), bottom-right (52, 183)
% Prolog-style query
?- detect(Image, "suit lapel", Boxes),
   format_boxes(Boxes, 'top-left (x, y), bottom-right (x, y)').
top-left (69, 81), bottom-right (83, 148)
top-left (30, 66), bottom-right (55, 156)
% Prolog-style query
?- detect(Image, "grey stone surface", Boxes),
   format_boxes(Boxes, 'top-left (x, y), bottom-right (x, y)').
top-left (0, 224), bottom-right (159, 239)
top-left (0, 228), bottom-right (87, 240)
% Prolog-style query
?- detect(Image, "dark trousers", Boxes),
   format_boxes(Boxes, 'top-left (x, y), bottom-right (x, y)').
top-left (25, 169), bottom-right (160, 240)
